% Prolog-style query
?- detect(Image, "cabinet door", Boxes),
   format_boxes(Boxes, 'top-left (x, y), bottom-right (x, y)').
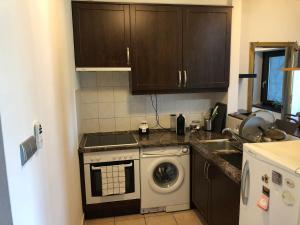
top-left (191, 149), bottom-right (210, 221)
top-left (183, 6), bottom-right (232, 90)
top-left (130, 5), bottom-right (182, 94)
top-left (209, 164), bottom-right (240, 225)
top-left (72, 3), bottom-right (130, 67)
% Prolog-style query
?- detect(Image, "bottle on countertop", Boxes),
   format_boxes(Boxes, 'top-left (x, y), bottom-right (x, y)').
top-left (176, 114), bottom-right (185, 136)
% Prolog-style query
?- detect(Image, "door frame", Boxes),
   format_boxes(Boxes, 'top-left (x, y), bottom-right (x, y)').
top-left (0, 115), bottom-right (13, 225)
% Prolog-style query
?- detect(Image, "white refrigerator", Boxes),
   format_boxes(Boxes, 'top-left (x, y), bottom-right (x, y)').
top-left (239, 141), bottom-right (300, 225)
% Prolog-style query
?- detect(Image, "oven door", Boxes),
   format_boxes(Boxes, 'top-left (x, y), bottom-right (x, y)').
top-left (84, 159), bottom-right (140, 204)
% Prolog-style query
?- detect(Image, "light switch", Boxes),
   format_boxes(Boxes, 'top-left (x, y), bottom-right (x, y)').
top-left (20, 136), bottom-right (37, 166)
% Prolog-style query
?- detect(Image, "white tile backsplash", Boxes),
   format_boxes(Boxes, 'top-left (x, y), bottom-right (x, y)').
top-left (114, 86), bottom-right (130, 102)
top-left (130, 116), bottom-right (146, 130)
top-left (81, 103), bottom-right (98, 119)
top-left (114, 102), bottom-right (130, 117)
top-left (115, 117), bottom-right (131, 131)
top-left (99, 118), bottom-right (116, 132)
top-left (82, 119), bottom-right (100, 133)
top-left (98, 102), bottom-right (115, 118)
top-left (78, 72), bottom-right (226, 133)
top-left (80, 88), bottom-right (98, 103)
top-left (79, 73), bottom-right (97, 88)
top-left (98, 87), bottom-right (114, 102)
top-left (97, 72), bottom-right (115, 87)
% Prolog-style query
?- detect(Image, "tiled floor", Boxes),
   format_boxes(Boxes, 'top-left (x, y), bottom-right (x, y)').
top-left (85, 210), bottom-right (203, 225)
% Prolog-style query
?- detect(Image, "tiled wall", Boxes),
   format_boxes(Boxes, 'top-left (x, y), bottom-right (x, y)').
top-left (77, 72), bottom-right (226, 134)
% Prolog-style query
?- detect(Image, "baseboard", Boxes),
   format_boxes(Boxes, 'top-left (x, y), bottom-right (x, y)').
top-left (81, 213), bottom-right (85, 225)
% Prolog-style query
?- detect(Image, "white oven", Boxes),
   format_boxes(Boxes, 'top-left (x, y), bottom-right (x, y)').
top-left (83, 148), bottom-right (140, 205)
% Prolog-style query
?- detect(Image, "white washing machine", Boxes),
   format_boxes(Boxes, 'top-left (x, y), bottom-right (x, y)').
top-left (140, 146), bottom-right (190, 214)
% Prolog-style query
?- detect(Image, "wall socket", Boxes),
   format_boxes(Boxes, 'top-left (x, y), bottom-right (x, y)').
top-left (33, 121), bottom-right (43, 149)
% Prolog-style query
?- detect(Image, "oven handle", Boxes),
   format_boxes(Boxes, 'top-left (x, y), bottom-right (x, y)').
top-left (91, 162), bottom-right (133, 171)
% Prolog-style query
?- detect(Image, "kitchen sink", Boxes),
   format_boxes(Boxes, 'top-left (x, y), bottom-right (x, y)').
top-left (198, 139), bottom-right (237, 152)
top-left (198, 139), bottom-right (243, 169)
top-left (218, 152), bottom-right (243, 170)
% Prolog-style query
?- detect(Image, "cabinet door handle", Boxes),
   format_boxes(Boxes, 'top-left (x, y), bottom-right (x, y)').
top-left (126, 47), bottom-right (130, 65)
top-left (178, 70), bottom-right (182, 88)
top-left (183, 70), bottom-right (187, 87)
top-left (203, 161), bottom-right (207, 177)
top-left (206, 162), bottom-right (210, 180)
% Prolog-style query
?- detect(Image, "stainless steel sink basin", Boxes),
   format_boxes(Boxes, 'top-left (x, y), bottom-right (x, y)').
top-left (198, 139), bottom-right (237, 152)
top-left (198, 139), bottom-right (243, 169)
top-left (218, 152), bottom-right (243, 170)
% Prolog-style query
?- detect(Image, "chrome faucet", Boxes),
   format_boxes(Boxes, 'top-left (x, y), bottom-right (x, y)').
top-left (285, 112), bottom-right (300, 128)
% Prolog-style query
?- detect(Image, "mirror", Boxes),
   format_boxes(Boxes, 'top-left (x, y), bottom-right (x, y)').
top-left (247, 42), bottom-right (299, 119)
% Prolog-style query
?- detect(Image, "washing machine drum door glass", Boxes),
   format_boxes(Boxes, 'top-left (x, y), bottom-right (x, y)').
top-left (149, 158), bottom-right (184, 193)
top-left (153, 162), bottom-right (178, 188)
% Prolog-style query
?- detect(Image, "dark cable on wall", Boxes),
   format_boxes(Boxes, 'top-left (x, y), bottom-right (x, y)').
top-left (150, 94), bottom-right (168, 130)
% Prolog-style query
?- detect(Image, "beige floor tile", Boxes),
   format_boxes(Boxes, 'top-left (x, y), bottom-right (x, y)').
top-left (144, 212), bottom-right (169, 218)
top-left (115, 218), bottom-right (146, 225)
top-left (145, 214), bottom-right (177, 225)
top-left (85, 217), bottom-right (114, 225)
top-left (115, 214), bottom-right (144, 222)
top-left (173, 210), bottom-right (203, 225)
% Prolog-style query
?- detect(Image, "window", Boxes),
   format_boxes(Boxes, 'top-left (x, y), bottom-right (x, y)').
top-left (261, 50), bottom-right (285, 112)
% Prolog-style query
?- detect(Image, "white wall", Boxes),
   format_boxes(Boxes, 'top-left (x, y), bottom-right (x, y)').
top-left (0, 1), bottom-right (82, 225)
top-left (291, 70), bottom-right (300, 114)
top-left (238, 0), bottom-right (300, 110)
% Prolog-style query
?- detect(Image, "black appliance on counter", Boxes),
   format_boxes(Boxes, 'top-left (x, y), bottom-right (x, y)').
top-left (211, 103), bottom-right (227, 133)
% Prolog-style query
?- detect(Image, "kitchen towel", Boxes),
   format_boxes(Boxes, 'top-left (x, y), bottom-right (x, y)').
top-left (101, 163), bottom-right (129, 196)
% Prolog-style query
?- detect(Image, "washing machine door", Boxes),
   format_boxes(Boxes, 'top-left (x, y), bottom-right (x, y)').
top-left (148, 157), bottom-right (184, 194)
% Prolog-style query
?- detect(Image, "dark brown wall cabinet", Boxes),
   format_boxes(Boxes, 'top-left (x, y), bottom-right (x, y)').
top-left (130, 5), bottom-right (183, 93)
top-left (183, 7), bottom-right (232, 90)
top-left (191, 148), bottom-right (240, 225)
top-left (130, 5), bottom-right (232, 94)
top-left (72, 2), bottom-right (130, 68)
top-left (72, 2), bottom-right (232, 93)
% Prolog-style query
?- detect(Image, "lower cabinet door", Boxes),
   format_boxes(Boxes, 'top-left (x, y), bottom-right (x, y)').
top-left (209, 165), bottom-right (240, 225)
top-left (191, 149), bottom-right (210, 221)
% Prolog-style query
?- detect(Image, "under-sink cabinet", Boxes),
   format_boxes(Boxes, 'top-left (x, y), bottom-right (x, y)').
top-left (71, 2), bottom-right (232, 93)
top-left (191, 147), bottom-right (240, 225)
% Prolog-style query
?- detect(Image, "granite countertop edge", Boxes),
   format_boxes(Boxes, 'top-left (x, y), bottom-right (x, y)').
top-left (190, 139), bottom-right (241, 184)
top-left (78, 129), bottom-right (241, 184)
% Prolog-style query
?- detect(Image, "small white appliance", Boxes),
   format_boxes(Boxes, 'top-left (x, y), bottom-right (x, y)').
top-left (140, 146), bottom-right (190, 213)
top-left (240, 141), bottom-right (300, 225)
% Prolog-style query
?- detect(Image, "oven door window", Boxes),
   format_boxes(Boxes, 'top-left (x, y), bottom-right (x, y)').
top-left (90, 160), bottom-right (135, 197)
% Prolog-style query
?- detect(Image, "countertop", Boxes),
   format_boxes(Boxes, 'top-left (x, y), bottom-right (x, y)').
top-left (79, 129), bottom-right (241, 184)
top-left (190, 139), bottom-right (242, 184)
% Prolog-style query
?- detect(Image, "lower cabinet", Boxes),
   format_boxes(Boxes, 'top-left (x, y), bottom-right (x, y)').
top-left (191, 148), bottom-right (240, 225)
